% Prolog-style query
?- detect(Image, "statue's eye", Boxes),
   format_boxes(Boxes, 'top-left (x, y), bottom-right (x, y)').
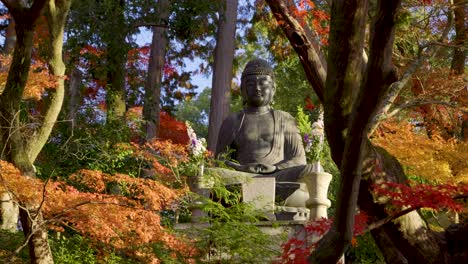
top-left (260, 80), bottom-right (270, 86)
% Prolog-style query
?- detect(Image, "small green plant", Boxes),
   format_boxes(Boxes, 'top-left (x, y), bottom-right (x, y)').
top-left (50, 235), bottom-right (97, 264)
top-left (0, 230), bottom-right (29, 263)
top-left (345, 232), bottom-right (385, 264)
top-left (50, 234), bottom-right (139, 264)
top-left (296, 106), bottom-right (324, 163)
top-left (181, 173), bottom-right (282, 263)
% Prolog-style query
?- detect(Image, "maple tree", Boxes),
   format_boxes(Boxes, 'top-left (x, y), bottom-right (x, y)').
top-left (0, 157), bottom-right (196, 263)
top-left (264, 0), bottom-right (467, 263)
top-left (0, 1), bottom-right (71, 263)
top-left (0, 0), bottom-right (464, 263)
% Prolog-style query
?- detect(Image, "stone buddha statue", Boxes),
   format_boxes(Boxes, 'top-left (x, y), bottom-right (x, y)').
top-left (216, 58), bottom-right (310, 181)
top-left (213, 58), bottom-right (331, 220)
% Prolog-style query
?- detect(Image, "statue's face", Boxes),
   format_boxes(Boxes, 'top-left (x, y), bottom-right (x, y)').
top-left (243, 75), bottom-right (274, 107)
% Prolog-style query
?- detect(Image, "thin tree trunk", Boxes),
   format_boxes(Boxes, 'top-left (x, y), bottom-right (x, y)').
top-left (207, 0), bottom-right (238, 152)
top-left (450, 0), bottom-right (466, 75)
top-left (309, 0), bottom-right (370, 262)
top-left (0, 14), bottom-right (19, 234)
top-left (65, 65), bottom-right (83, 127)
top-left (143, 0), bottom-right (171, 140)
top-left (105, 0), bottom-right (127, 122)
top-left (27, 0), bottom-right (69, 163)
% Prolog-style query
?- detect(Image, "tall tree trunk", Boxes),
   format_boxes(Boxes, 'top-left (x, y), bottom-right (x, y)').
top-left (143, 0), bottom-right (171, 140)
top-left (207, 0), bottom-right (238, 152)
top-left (105, 0), bottom-right (127, 123)
top-left (450, 0), bottom-right (466, 75)
top-left (451, 0), bottom-right (467, 140)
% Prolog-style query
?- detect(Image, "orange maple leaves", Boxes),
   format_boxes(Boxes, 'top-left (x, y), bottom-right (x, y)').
top-left (0, 55), bottom-right (59, 101)
top-left (0, 159), bottom-right (194, 262)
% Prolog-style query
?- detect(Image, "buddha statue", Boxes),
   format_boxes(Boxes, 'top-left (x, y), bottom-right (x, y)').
top-left (212, 58), bottom-right (331, 220)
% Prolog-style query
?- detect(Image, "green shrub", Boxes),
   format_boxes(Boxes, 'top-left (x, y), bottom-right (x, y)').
top-left (50, 234), bottom-right (138, 264)
top-left (0, 230), bottom-right (29, 263)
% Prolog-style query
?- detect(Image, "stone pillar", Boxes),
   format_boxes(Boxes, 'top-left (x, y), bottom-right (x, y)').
top-left (304, 172), bottom-right (332, 220)
top-left (188, 164), bottom-right (209, 223)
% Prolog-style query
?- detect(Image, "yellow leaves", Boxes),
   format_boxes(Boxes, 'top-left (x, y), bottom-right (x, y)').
top-left (374, 120), bottom-right (468, 183)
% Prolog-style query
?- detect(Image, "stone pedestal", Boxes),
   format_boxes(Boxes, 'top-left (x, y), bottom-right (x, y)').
top-left (241, 176), bottom-right (276, 221)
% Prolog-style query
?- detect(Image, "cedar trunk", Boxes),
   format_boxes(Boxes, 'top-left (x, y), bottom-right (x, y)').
top-left (207, 0), bottom-right (238, 152)
top-left (105, 0), bottom-right (127, 122)
top-left (143, 0), bottom-right (171, 140)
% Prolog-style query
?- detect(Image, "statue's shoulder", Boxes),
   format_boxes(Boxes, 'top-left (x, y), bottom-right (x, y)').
top-left (221, 112), bottom-right (244, 128)
top-left (272, 109), bottom-right (295, 121)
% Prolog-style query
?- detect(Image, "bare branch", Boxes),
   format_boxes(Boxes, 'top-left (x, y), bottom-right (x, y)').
top-left (365, 192), bottom-right (468, 234)
top-left (368, 4), bottom-right (456, 136)
top-left (132, 21), bottom-right (169, 29)
top-left (377, 100), bottom-right (458, 122)
top-left (424, 41), bottom-right (468, 50)
top-left (365, 206), bottom-right (421, 233)
top-left (453, 194), bottom-right (468, 200)
top-left (266, 0), bottom-right (327, 101)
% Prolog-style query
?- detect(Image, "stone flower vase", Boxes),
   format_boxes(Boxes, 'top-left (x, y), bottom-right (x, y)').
top-left (304, 170), bottom-right (332, 220)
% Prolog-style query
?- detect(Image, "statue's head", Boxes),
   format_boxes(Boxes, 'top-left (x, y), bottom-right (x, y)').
top-left (240, 58), bottom-right (275, 107)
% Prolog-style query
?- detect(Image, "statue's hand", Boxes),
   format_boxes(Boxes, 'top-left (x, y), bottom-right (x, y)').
top-left (244, 163), bottom-right (277, 174)
top-left (225, 161), bottom-right (276, 174)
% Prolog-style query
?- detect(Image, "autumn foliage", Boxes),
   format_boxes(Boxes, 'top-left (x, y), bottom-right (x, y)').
top-left (0, 55), bottom-right (58, 101)
top-left (374, 120), bottom-right (468, 183)
top-left (0, 147), bottom-right (195, 263)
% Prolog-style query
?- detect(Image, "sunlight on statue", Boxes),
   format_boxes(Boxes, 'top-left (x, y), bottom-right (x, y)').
top-left (213, 58), bottom-right (332, 220)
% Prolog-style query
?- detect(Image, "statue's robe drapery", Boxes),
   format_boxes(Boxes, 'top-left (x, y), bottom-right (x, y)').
top-left (215, 109), bottom-right (312, 182)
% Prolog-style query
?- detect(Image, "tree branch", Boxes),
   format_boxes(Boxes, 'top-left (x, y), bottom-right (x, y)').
top-left (0, 0), bottom-right (23, 14)
top-left (377, 99), bottom-right (458, 122)
top-left (26, 0), bottom-right (71, 163)
top-left (265, 0), bottom-right (327, 101)
top-left (365, 206), bottom-right (422, 233)
top-left (365, 191), bottom-right (468, 233)
top-left (132, 21), bottom-right (169, 29)
top-left (368, 3), bottom-right (455, 136)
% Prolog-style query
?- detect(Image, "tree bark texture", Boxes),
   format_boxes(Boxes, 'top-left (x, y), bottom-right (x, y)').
top-left (0, 0), bottom-right (71, 263)
top-left (450, 0), bottom-right (466, 75)
top-left (207, 0), bottom-right (238, 152)
top-left (143, 0), bottom-right (171, 140)
top-left (265, 0), bottom-right (466, 263)
top-left (105, 0), bottom-right (127, 122)
top-left (65, 65), bottom-right (83, 127)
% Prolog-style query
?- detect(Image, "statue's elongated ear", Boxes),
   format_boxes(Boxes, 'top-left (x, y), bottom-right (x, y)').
top-left (240, 80), bottom-right (247, 106)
